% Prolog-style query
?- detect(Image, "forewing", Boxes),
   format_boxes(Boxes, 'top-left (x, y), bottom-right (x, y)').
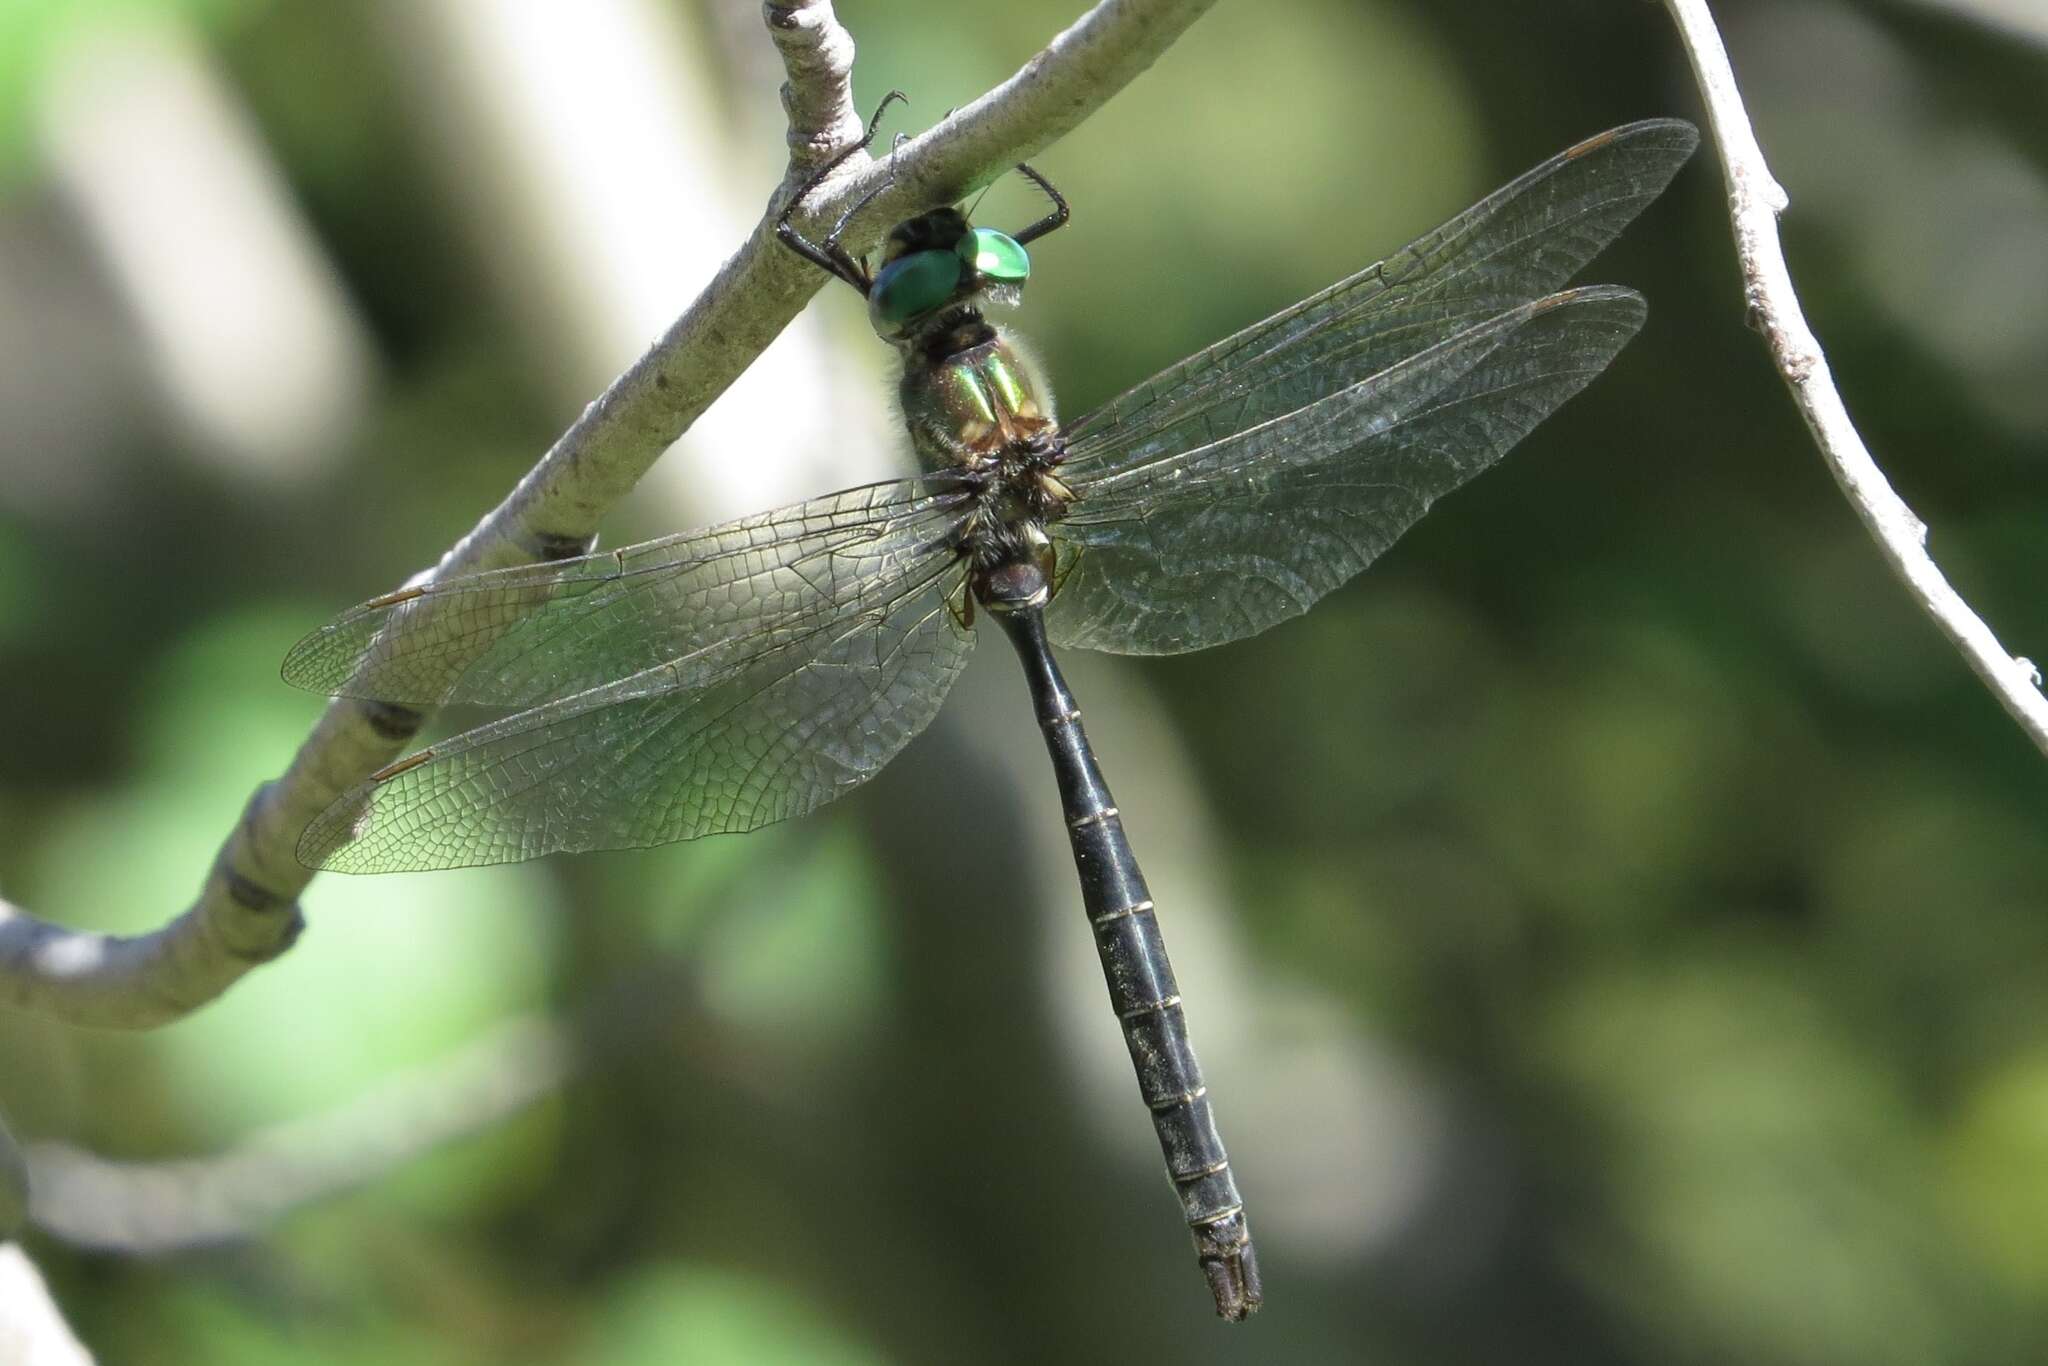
top-left (283, 476), bottom-right (970, 708)
top-left (1058, 120), bottom-right (1694, 477)
top-left (1045, 288), bottom-right (1646, 654)
top-left (299, 545), bottom-right (972, 872)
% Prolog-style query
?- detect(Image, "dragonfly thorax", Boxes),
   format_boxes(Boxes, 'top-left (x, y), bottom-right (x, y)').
top-left (901, 322), bottom-right (1063, 469)
top-left (896, 319), bottom-right (1076, 620)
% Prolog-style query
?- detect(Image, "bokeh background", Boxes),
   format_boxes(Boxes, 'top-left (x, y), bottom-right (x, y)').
top-left (3, 0), bottom-right (2047, 1362)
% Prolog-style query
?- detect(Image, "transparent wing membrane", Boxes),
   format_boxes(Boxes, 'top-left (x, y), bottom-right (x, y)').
top-left (1058, 120), bottom-right (1694, 478)
top-left (283, 478), bottom-right (969, 707)
top-left (1047, 289), bottom-right (1647, 654)
top-left (291, 486), bottom-right (972, 872)
top-left (301, 553), bottom-right (970, 872)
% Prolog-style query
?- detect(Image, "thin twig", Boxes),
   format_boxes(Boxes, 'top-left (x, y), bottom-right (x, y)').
top-left (0, 0), bottom-right (1220, 1029)
top-left (21, 896), bottom-right (777, 1255)
top-left (1660, 0), bottom-right (2048, 756)
top-left (24, 1015), bottom-right (569, 1253)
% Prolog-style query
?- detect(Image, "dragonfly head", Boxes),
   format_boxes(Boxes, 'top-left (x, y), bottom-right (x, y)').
top-left (868, 206), bottom-right (1030, 342)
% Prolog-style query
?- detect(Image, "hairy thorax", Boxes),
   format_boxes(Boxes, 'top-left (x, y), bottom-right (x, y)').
top-left (899, 313), bottom-right (1078, 613)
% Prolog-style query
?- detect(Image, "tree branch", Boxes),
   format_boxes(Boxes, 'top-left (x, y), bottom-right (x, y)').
top-left (0, 0), bottom-right (1220, 1028)
top-left (1659, 0), bottom-right (2048, 757)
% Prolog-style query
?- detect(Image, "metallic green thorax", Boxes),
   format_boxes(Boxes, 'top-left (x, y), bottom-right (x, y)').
top-left (900, 323), bottom-right (1070, 621)
top-left (899, 331), bottom-right (1054, 474)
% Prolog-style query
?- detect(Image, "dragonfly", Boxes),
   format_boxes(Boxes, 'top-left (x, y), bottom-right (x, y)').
top-left (284, 107), bottom-right (1696, 1320)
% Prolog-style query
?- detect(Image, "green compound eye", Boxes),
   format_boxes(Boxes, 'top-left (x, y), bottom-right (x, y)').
top-left (869, 249), bottom-right (964, 332)
top-left (957, 227), bottom-right (1030, 285)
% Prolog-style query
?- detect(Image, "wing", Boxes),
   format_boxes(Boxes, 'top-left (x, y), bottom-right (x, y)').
top-left (1044, 287), bottom-right (1645, 654)
top-left (283, 475), bottom-right (972, 708)
top-left (1057, 119), bottom-right (1695, 478)
top-left (298, 535), bottom-right (972, 873)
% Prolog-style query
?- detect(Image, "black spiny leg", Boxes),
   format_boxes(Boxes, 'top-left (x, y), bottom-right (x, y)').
top-left (820, 139), bottom-right (902, 276)
top-left (1010, 162), bottom-right (1071, 247)
top-left (775, 89), bottom-right (906, 292)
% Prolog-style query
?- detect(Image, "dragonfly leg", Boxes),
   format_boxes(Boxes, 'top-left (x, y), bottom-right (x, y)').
top-left (775, 89), bottom-right (906, 292)
top-left (822, 138), bottom-right (902, 267)
top-left (1009, 163), bottom-right (1070, 247)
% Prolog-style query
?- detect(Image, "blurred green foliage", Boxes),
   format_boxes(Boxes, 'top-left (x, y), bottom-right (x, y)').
top-left (0, 0), bottom-right (250, 185)
top-left (2, 0), bottom-right (2046, 1363)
